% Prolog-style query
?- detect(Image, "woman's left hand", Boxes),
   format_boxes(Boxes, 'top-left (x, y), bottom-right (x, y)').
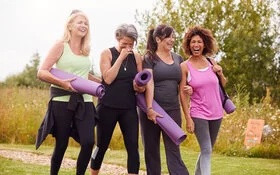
top-left (212, 64), bottom-right (223, 76)
top-left (133, 80), bottom-right (146, 93)
top-left (184, 85), bottom-right (193, 96)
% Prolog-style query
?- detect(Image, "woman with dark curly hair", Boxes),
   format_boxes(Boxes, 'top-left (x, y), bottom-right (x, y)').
top-left (179, 25), bottom-right (227, 175)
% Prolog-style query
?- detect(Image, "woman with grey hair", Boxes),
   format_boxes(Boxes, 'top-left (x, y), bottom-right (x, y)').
top-left (90, 23), bottom-right (145, 175)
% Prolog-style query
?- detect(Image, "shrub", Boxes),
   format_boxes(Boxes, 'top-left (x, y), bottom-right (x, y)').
top-left (0, 87), bottom-right (279, 158)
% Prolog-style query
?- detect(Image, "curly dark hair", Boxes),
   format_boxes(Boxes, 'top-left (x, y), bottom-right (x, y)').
top-left (182, 25), bottom-right (218, 57)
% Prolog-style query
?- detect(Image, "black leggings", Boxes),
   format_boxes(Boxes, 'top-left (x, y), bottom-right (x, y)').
top-left (51, 101), bottom-right (95, 175)
top-left (91, 104), bottom-right (139, 174)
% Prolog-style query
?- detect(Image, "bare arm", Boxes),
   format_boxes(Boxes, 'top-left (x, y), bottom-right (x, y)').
top-left (179, 62), bottom-right (194, 134)
top-left (144, 68), bottom-right (162, 124)
top-left (145, 68), bottom-right (155, 110)
top-left (133, 52), bottom-right (146, 93)
top-left (88, 73), bottom-right (102, 83)
top-left (37, 40), bottom-right (76, 92)
top-left (100, 48), bottom-right (132, 85)
top-left (135, 52), bottom-right (143, 73)
top-left (210, 58), bottom-right (227, 87)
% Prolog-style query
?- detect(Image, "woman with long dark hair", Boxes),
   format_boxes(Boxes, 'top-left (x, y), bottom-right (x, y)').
top-left (139, 24), bottom-right (189, 175)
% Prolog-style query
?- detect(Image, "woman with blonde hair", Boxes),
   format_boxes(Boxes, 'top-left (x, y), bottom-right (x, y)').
top-left (36, 10), bottom-right (97, 175)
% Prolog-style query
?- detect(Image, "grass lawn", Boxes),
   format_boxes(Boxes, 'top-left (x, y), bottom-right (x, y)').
top-left (0, 157), bottom-right (75, 175)
top-left (0, 144), bottom-right (279, 175)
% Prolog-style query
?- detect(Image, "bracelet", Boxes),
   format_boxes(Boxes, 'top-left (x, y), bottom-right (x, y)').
top-left (146, 107), bottom-right (153, 111)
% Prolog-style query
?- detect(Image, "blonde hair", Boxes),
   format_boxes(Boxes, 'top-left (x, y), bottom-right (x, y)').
top-left (63, 11), bottom-right (91, 56)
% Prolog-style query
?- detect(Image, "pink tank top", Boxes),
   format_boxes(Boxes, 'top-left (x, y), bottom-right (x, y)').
top-left (186, 61), bottom-right (223, 120)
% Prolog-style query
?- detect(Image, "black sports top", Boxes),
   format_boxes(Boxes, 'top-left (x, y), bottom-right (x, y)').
top-left (99, 47), bottom-right (138, 109)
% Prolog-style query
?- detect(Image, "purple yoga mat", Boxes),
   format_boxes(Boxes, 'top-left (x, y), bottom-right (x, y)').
top-left (50, 68), bottom-right (105, 98)
top-left (134, 70), bottom-right (152, 86)
top-left (136, 93), bottom-right (187, 145)
top-left (219, 86), bottom-right (236, 114)
top-left (134, 70), bottom-right (186, 145)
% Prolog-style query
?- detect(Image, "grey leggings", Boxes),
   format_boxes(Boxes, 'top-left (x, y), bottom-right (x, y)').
top-left (192, 118), bottom-right (222, 175)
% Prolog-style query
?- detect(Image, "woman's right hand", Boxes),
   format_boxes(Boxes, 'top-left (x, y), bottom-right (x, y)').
top-left (61, 77), bottom-right (77, 92)
top-left (147, 109), bottom-right (163, 124)
top-left (119, 48), bottom-right (133, 60)
top-left (186, 117), bottom-right (195, 134)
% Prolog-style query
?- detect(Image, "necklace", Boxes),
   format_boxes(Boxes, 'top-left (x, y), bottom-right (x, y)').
top-left (121, 58), bottom-right (128, 71)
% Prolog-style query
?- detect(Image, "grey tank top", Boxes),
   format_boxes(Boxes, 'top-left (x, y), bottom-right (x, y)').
top-left (143, 52), bottom-right (183, 111)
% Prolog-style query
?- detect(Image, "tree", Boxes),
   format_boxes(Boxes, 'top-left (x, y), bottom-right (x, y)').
top-left (220, 0), bottom-right (280, 104)
top-left (135, 0), bottom-right (280, 105)
top-left (3, 52), bottom-right (49, 89)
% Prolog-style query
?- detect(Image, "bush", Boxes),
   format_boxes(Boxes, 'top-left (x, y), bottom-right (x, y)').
top-left (180, 85), bottom-right (280, 159)
top-left (212, 86), bottom-right (280, 158)
top-left (0, 87), bottom-right (279, 158)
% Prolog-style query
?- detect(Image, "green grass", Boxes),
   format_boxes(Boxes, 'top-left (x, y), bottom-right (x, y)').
top-left (0, 144), bottom-right (280, 175)
top-left (0, 157), bottom-right (75, 175)
top-left (0, 88), bottom-right (279, 174)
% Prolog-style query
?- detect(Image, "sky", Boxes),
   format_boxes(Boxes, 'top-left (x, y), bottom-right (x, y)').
top-left (0, 0), bottom-right (156, 81)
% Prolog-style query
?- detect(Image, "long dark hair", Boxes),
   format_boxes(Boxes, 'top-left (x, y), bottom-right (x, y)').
top-left (145, 24), bottom-right (174, 61)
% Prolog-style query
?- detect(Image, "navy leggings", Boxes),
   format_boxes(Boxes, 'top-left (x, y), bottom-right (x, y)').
top-left (51, 101), bottom-right (95, 175)
top-left (91, 104), bottom-right (140, 174)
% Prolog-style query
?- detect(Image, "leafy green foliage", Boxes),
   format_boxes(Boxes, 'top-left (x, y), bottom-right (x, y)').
top-left (1, 52), bottom-right (49, 89)
top-left (135, 0), bottom-right (280, 105)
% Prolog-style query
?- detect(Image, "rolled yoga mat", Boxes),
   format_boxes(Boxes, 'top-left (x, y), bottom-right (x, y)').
top-left (50, 68), bottom-right (105, 98)
top-left (134, 70), bottom-right (152, 86)
top-left (219, 86), bottom-right (236, 114)
top-left (134, 70), bottom-right (187, 145)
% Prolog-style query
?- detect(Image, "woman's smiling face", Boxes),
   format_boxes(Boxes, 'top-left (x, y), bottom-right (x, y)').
top-left (190, 35), bottom-right (204, 56)
top-left (157, 32), bottom-right (175, 51)
top-left (71, 15), bottom-right (89, 37)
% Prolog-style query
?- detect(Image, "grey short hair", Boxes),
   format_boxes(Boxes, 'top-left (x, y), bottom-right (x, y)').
top-left (115, 24), bottom-right (138, 43)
